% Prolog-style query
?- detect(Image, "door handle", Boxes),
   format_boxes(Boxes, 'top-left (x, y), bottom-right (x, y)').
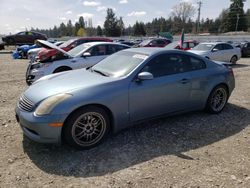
top-left (180, 78), bottom-right (189, 84)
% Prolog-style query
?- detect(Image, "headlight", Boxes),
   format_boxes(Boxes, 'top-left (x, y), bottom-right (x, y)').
top-left (35, 93), bottom-right (72, 116)
top-left (31, 63), bottom-right (50, 69)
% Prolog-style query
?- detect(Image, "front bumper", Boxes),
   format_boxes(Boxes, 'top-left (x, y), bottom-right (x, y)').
top-left (26, 65), bottom-right (44, 85)
top-left (15, 106), bottom-right (68, 144)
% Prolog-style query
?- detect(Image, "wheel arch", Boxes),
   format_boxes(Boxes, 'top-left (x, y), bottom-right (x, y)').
top-left (61, 103), bottom-right (114, 140)
top-left (53, 66), bottom-right (72, 73)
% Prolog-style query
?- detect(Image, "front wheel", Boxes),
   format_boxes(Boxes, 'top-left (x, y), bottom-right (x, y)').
top-left (63, 106), bottom-right (110, 150)
top-left (205, 85), bottom-right (229, 114)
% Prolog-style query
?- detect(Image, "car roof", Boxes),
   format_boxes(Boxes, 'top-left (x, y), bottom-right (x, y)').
top-left (124, 47), bottom-right (188, 56)
top-left (199, 42), bottom-right (230, 45)
top-left (81, 41), bottom-right (128, 46)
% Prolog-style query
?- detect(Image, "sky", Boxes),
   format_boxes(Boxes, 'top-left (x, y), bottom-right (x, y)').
top-left (0, 0), bottom-right (249, 35)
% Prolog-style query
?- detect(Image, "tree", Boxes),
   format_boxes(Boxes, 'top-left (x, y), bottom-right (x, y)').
top-left (103, 8), bottom-right (121, 36)
top-left (79, 16), bottom-right (85, 28)
top-left (118, 17), bottom-right (125, 36)
top-left (133, 21), bottom-right (146, 36)
top-left (246, 9), bottom-right (250, 31)
top-left (96, 26), bottom-right (103, 36)
top-left (226, 0), bottom-right (248, 31)
top-left (66, 20), bottom-right (73, 36)
top-left (171, 2), bottom-right (196, 24)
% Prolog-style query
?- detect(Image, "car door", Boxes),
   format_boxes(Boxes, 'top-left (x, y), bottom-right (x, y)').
top-left (223, 43), bottom-right (234, 62)
top-left (129, 53), bottom-right (192, 122)
top-left (77, 45), bottom-right (108, 68)
top-left (210, 44), bottom-right (224, 61)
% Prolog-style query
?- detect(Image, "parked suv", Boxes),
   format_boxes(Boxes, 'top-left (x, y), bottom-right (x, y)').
top-left (2, 31), bottom-right (47, 45)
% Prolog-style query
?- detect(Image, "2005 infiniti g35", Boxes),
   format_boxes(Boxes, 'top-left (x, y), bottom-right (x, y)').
top-left (15, 48), bottom-right (235, 149)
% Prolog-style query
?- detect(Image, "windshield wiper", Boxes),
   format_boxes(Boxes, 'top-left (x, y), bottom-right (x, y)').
top-left (90, 68), bottom-right (110, 77)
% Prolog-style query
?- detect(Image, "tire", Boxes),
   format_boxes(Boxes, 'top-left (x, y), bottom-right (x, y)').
top-left (230, 56), bottom-right (237, 64)
top-left (205, 85), bottom-right (229, 114)
top-left (63, 106), bottom-right (111, 150)
top-left (53, 66), bottom-right (72, 73)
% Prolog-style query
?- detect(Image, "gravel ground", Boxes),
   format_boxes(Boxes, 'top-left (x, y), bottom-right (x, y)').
top-left (0, 51), bottom-right (250, 188)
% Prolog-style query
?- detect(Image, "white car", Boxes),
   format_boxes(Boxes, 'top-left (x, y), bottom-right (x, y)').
top-left (188, 42), bottom-right (241, 64)
top-left (26, 41), bottom-right (130, 85)
top-left (27, 41), bottom-right (64, 62)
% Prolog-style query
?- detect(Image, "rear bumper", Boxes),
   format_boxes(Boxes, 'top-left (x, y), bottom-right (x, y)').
top-left (15, 106), bottom-right (68, 144)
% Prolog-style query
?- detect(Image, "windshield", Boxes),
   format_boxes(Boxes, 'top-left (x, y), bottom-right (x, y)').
top-left (164, 41), bottom-right (179, 49)
top-left (139, 40), bottom-right (151, 46)
top-left (91, 51), bottom-right (148, 78)
top-left (59, 39), bottom-right (76, 48)
top-left (67, 43), bottom-right (91, 57)
top-left (192, 43), bottom-right (214, 51)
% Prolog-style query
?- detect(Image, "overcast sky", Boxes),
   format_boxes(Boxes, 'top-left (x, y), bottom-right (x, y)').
top-left (0, 0), bottom-right (249, 35)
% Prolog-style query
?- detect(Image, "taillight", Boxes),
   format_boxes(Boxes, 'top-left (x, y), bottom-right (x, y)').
top-left (229, 67), bottom-right (234, 76)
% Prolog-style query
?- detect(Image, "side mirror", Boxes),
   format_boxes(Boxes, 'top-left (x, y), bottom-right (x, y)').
top-left (83, 52), bottom-right (91, 58)
top-left (212, 48), bottom-right (219, 52)
top-left (137, 72), bottom-right (153, 81)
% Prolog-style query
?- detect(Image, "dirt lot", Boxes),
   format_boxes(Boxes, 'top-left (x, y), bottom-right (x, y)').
top-left (0, 52), bottom-right (250, 188)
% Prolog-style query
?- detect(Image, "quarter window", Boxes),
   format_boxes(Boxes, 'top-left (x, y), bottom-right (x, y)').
top-left (223, 44), bottom-right (233, 50)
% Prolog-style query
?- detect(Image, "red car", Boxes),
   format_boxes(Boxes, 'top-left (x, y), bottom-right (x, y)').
top-left (138, 38), bottom-right (171, 47)
top-left (166, 40), bottom-right (199, 51)
top-left (38, 37), bottom-right (113, 62)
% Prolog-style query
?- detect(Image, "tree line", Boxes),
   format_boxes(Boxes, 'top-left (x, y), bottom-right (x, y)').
top-left (33, 0), bottom-right (250, 38)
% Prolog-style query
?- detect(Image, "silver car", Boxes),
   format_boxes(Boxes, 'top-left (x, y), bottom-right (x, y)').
top-left (15, 48), bottom-right (235, 149)
top-left (188, 42), bottom-right (241, 64)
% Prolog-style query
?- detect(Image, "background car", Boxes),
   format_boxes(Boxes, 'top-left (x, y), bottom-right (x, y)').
top-left (138, 38), bottom-right (171, 47)
top-left (165, 40), bottom-right (199, 51)
top-left (16, 48), bottom-right (235, 149)
top-left (26, 41), bottom-right (130, 85)
top-left (38, 37), bottom-right (113, 62)
top-left (188, 42), bottom-right (241, 64)
top-left (27, 41), bottom-right (64, 62)
top-left (2, 31), bottom-right (47, 45)
top-left (241, 42), bottom-right (250, 57)
top-left (12, 44), bottom-right (40, 59)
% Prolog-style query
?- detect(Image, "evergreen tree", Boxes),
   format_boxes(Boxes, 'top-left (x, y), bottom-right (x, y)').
top-left (103, 8), bottom-right (121, 36)
top-left (226, 0), bottom-right (248, 31)
top-left (97, 26), bottom-right (103, 36)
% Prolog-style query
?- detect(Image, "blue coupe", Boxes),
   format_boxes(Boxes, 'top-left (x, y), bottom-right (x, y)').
top-left (15, 48), bottom-right (235, 149)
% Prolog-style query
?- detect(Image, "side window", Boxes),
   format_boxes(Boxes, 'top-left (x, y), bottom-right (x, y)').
top-left (150, 40), bottom-right (157, 45)
top-left (77, 40), bottom-right (86, 45)
top-left (247, 43), bottom-right (250, 48)
top-left (188, 56), bottom-right (206, 71)
top-left (182, 43), bottom-right (188, 48)
top-left (142, 54), bottom-right (188, 78)
top-left (213, 44), bottom-right (223, 51)
top-left (18, 32), bottom-right (26, 35)
top-left (107, 45), bottom-right (128, 55)
top-left (189, 43), bottom-right (196, 48)
top-left (88, 45), bottom-right (107, 56)
top-left (223, 44), bottom-right (233, 50)
top-left (156, 40), bottom-right (165, 45)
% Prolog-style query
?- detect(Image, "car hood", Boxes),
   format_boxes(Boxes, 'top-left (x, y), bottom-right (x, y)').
top-left (23, 69), bottom-right (118, 103)
top-left (188, 50), bottom-right (208, 55)
top-left (37, 40), bottom-right (73, 58)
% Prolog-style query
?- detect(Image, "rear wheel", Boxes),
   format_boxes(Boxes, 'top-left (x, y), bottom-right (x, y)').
top-left (206, 85), bottom-right (229, 114)
top-left (63, 106), bottom-right (110, 150)
top-left (230, 56), bottom-right (237, 64)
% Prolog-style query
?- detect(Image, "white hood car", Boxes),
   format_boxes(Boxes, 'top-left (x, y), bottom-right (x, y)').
top-left (188, 42), bottom-right (241, 64)
top-left (27, 41), bottom-right (64, 62)
top-left (26, 40), bottom-right (130, 85)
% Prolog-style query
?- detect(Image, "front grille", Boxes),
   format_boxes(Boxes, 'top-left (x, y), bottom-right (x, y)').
top-left (18, 95), bottom-right (34, 112)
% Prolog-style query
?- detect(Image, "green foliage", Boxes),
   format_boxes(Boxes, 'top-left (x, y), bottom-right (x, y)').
top-left (103, 8), bottom-right (121, 37)
top-left (226, 0), bottom-right (248, 31)
top-left (96, 26), bottom-right (103, 36)
top-left (133, 21), bottom-right (146, 36)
